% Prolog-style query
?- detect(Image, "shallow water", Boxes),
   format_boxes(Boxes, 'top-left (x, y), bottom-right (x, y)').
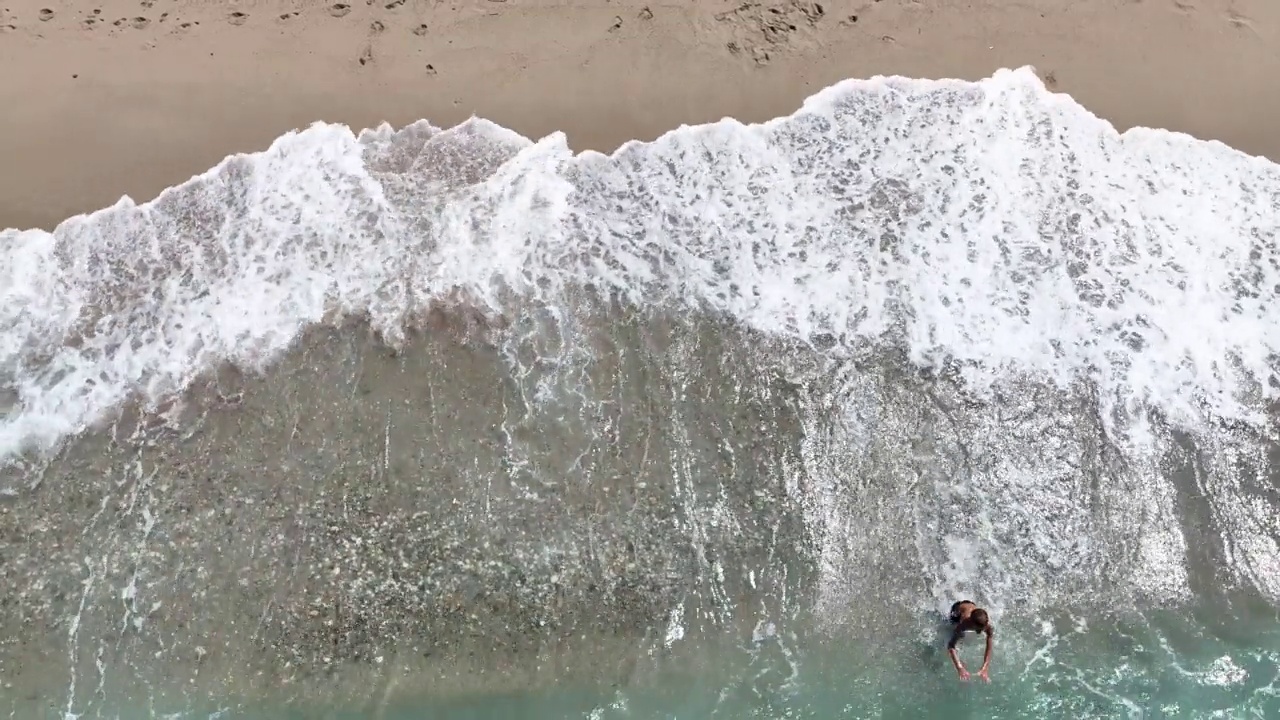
top-left (90, 609), bottom-right (1280, 719)
top-left (2, 67), bottom-right (1280, 719)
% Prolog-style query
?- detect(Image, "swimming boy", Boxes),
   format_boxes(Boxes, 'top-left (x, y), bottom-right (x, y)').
top-left (946, 600), bottom-right (993, 682)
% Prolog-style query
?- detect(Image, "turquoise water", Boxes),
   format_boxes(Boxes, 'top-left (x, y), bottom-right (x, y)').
top-left (212, 608), bottom-right (1279, 719)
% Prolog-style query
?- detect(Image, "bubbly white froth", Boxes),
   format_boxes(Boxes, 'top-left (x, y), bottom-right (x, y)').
top-left (3, 67), bottom-right (1278, 461)
top-left (2, 67), bottom-right (1279, 607)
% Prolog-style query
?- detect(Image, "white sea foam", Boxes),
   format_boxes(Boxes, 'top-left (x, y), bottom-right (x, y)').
top-left (2, 66), bottom-right (1279, 605)
top-left (3, 66), bottom-right (1278, 463)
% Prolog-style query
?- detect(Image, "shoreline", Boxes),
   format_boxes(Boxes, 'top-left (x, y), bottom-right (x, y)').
top-left (3, 0), bottom-right (1280, 231)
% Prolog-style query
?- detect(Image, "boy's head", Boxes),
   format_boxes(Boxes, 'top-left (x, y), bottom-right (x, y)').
top-left (970, 608), bottom-right (989, 629)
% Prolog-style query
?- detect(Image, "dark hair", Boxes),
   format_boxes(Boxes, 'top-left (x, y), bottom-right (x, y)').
top-left (970, 609), bottom-right (989, 629)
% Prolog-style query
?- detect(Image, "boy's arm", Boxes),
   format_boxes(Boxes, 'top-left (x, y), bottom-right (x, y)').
top-left (946, 628), bottom-right (969, 679)
top-left (980, 627), bottom-right (994, 674)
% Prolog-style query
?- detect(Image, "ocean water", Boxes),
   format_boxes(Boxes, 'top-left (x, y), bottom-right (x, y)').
top-left (2, 66), bottom-right (1280, 719)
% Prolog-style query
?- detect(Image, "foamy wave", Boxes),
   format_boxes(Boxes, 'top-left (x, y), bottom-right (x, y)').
top-left (2, 66), bottom-right (1278, 467)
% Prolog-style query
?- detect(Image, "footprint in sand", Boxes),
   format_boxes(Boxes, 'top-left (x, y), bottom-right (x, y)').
top-left (412, 23), bottom-right (428, 36)
top-left (369, 19), bottom-right (384, 33)
top-left (384, 0), bottom-right (405, 8)
top-left (140, 0), bottom-right (154, 8)
top-left (229, 11), bottom-right (248, 26)
top-left (38, 8), bottom-right (54, 21)
top-left (329, 3), bottom-right (351, 18)
top-left (131, 16), bottom-right (150, 29)
top-left (1226, 10), bottom-right (1254, 30)
top-left (358, 44), bottom-right (373, 65)
top-left (279, 12), bottom-right (297, 21)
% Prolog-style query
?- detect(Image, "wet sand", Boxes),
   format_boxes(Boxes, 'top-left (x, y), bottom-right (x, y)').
top-left (2, 0), bottom-right (1280, 231)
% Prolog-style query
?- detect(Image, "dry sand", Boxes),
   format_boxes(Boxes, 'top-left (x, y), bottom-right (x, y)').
top-left (1, 0), bottom-right (1278, 231)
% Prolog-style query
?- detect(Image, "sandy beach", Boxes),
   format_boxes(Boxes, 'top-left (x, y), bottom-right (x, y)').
top-left (1, 0), bottom-right (1278, 231)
